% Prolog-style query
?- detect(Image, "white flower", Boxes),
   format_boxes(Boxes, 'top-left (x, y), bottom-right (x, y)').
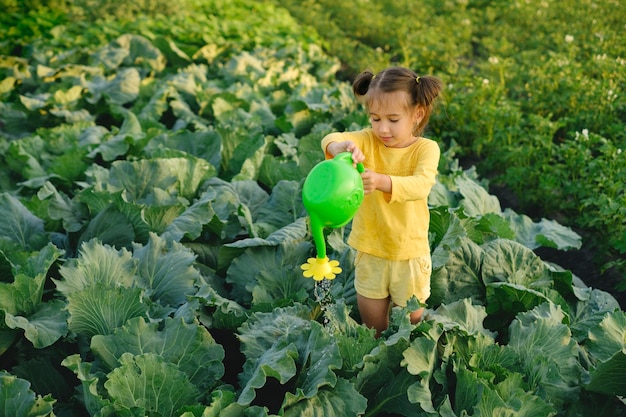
top-left (488, 56), bottom-right (499, 64)
top-left (576, 129), bottom-right (589, 141)
top-left (482, 78), bottom-right (490, 85)
top-left (565, 35), bottom-right (574, 43)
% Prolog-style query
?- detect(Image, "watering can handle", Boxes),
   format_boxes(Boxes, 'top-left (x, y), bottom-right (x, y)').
top-left (356, 162), bottom-right (365, 173)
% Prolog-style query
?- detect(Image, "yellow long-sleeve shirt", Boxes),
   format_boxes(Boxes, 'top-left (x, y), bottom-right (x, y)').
top-left (321, 128), bottom-right (440, 260)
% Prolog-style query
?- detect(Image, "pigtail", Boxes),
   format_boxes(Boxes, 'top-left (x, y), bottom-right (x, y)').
top-left (352, 70), bottom-right (375, 98)
top-left (413, 74), bottom-right (444, 136)
top-left (414, 74), bottom-right (444, 108)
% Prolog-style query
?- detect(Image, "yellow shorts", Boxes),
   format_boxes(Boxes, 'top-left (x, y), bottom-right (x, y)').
top-left (354, 251), bottom-right (432, 307)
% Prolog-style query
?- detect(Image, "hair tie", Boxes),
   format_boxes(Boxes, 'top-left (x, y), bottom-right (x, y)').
top-left (372, 74), bottom-right (376, 80)
top-left (416, 76), bottom-right (421, 84)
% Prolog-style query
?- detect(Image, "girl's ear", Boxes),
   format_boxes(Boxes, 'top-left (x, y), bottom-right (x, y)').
top-left (413, 106), bottom-right (425, 123)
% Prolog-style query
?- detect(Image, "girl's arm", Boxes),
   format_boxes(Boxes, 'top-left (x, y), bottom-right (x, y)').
top-left (386, 141), bottom-right (440, 202)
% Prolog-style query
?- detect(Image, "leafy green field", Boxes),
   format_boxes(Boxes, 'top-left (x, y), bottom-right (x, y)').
top-left (1, 1), bottom-right (625, 416)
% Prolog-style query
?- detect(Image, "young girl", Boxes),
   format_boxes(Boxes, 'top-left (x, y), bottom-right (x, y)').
top-left (321, 66), bottom-right (443, 337)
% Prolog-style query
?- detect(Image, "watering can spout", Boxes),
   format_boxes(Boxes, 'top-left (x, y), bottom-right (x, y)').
top-left (300, 152), bottom-right (365, 280)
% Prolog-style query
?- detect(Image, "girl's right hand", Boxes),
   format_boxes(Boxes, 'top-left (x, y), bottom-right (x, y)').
top-left (341, 141), bottom-right (365, 165)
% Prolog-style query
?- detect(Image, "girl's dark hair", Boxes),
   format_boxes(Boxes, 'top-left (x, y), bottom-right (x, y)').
top-left (352, 66), bottom-right (443, 136)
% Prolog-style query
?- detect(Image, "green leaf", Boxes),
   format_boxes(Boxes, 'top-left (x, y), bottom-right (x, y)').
top-left (0, 193), bottom-right (47, 250)
top-left (502, 208), bottom-right (582, 250)
top-left (237, 304), bottom-right (311, 359)
top-left (224, 217), bottom-right (308, 250)
top-left (4, 299), bottom-right (68, 348)
top-left (481, 239), bottom-right (549, 289)
top-left (430, 236), bottom-right (485, 306)
top-left (145, 129), bottom-right (222, 169)
top-left (78, 205), bottom-right (136, 249)
top-left (254, 180), bottom-right (305, 233)
top-left (87, 111), bottom-right (143, 162)
top-left (283, 378), bottom-right (367, 417)
top-left (585, 310), bottom-right (626, 396)
top-left (226, 243), bottom-right (312, 306)
top-left (237, 305), bottom-right (343, 408)
top-left (105, 156), bottom-right (212, 202)
top-left (6, 137), bottom-right (47, 180)
top-left (402, 337), bottom-right (439, 412)
top-left (432, 298), bottom-right (495, 338)
top-left (569, 287), bottom-right (620, 342)
top-left (0, 371), bottom-right (56, 417)
top-left (104, 67), bottom-right (141, 105)
top-left (457, 175), bottom-right (502, 216)
top-left (37, 181), bottom-right (87, 233)
top-left (238, 338), bottom-right (299, 406)
top-left (91, 34), bottom-right (166, 72)
top-left (0, 242), bottom-right (62, 316)
top-left (132, 233), bottom-right (202, 307)
top-left (91, 317), bottom-right (224, 391)
top-left (455, 368), bottom-right (557, 417)
top-left (192, 283), bottom-right (249, 331)
top-left (161, 188), bottom-right (219, 242)
top-left (105, 352), bottom-right (200, 416)
top-left (508, 303), bottom-right (582, 407)
top-left (55, 239), bottom-right (137, 295)
top-left (67, 284), bottom-right (147, 337)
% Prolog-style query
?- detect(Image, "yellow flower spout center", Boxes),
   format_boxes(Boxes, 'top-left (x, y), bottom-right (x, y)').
top-left (301, 257), bottom-right (342, 281)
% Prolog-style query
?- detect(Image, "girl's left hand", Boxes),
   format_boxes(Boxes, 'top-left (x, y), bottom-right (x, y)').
top-left (361, 169), bottom-right (392, 194)
top-left (360, 169), bottom-right (377, 194)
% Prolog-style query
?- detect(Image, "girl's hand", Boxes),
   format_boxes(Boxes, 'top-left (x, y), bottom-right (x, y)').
top-left (343, 141), bottom-right (365, 165)
top-left (328, 141), bottom-right (365, 166)
top-left (361, 169), bottom-right (392, 194)
top-left (360, 170), bottom-right (377, 194)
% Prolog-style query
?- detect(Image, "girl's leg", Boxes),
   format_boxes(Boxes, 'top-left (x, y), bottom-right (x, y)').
top-left (409, 307), bottom-right (424, 324)
top-left (357, 294), bottom-right (391, 338)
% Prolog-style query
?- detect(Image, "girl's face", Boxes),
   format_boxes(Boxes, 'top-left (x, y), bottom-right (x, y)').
top-left (368, 91), bottom-right (423, 148)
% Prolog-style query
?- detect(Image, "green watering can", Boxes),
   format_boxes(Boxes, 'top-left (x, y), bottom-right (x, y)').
top-left (300, 152), bottom-right (365, 280)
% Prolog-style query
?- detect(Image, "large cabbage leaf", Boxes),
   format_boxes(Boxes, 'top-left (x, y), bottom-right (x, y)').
top-left (55, 239), bottom-right (148, 336)
top-left (0, 193), bottom-right (47, 250)
top-left (236, 305), bottom-right (366, 416)
top-left (353, 314), bottom-right (415, 416)
top-left (455, 368), bottom-right (557, 416)
top-left (508, 303), bottom-right (582, 408)
top-left (91, 316), bottom-right (225, 391)
top-left (430, 236), bottom-right (484, 306)
top-left (132, 233), bottom-right (203, 307)
top-left (66, 284), bottom-right (146, 337)
top-left (55, 239), bottom-right (137, 294)
top-left (226, 242), bottom-right (312, 306)
top-left (105, 352), bottom-right (201, 416)
top-left (0, 371), bottom-right (56, 417)
top-left (105, 157), bottom-right (213, 203)
top-left (0, 243), bottom-right (66, 349)
top-left (585, 310), bottom-right (626, 396)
